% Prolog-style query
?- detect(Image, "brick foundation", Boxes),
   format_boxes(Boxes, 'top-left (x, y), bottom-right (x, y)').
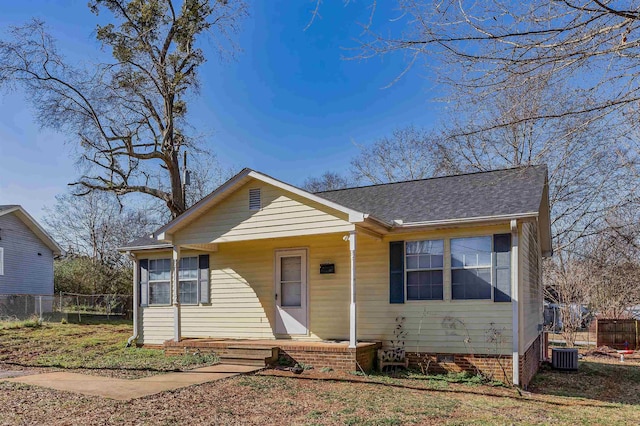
top-left (154, 335), bottom-right (543, 386)
top-left (276, 342), bottom-right (381, 372)
top-left (404, 334), bottom-right (543, 387)
top-left (519, 334), bottom-right (542, 388)
top-left (157, 339), bottom-right (381, 373)
top-left (406, 352), bottom-right (513, 383)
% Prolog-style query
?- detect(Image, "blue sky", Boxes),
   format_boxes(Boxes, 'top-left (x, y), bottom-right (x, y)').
top-left (0, 1), bottom-right (443, 221)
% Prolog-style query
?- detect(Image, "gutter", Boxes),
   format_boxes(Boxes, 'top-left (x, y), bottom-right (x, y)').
top-left (394, 212), bottom-right (538, 229)
top-left (126, 251), bottom-right (139, 347)
top-left (362, 213), bottom-right (393, 230)
top-left (118, 243), bottom-right (173, 252)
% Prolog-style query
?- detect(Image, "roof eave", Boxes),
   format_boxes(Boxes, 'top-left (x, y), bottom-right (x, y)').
top-left (362, 214), bottom-right (393, 230)
top-left (118, 243), bottom-right (173, 252)
top-left (0, 206), bottom-right (63, 255)
top-left (155, 168), bottom-right (254, 239)
top-left (247, 171), bottom-right (368, 222)
top-left (155, 168), bottom-right (372, 241)
top-left (538, 173), bottom-right (553, 257)
top-left (393, 212), bottom-right (539, 230)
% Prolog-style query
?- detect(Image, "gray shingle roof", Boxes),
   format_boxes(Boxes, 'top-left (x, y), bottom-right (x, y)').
top-left (316, 165), bottom-right (547, 224)
top-left (119, 235), bottom-right (172, 250)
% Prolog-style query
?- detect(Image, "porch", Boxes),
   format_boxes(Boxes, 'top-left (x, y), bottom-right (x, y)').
top-left (162, 338), bottom-right (381, 372)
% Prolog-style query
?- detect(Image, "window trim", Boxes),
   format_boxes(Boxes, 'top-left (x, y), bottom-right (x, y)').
top-left (404, 239), bottom-right (444, 301)
top-left (450, 235), bottom-right (494, 301)
top-left (178, 256), bottom-right (199, 306)
top-left (148, 258), bottom-right (171, 306)
top-left (0, 247), bottom-right (4, 275)
top-left (144, 256), bottom-right (208, 307)
top-left (390, 233), bottom-right (513, 305)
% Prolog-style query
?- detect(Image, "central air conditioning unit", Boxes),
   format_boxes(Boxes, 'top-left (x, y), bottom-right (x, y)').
top-left (551, 348), bottom-right (579, 370)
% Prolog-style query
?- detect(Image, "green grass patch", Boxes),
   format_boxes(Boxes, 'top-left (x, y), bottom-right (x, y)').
top-left (0, 316), bottom-right (43, 330)
top-left (0, 322), bottom-right (217, 373)
top-left (368, 369), bottom-right (504, 388)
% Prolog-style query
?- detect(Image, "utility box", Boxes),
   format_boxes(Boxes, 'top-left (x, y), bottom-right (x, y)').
top-left (551, 348), bottom-right (579, 370)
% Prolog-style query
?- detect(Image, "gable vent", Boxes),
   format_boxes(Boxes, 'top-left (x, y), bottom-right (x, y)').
top-left (249, 188), bottom-right (261, 211)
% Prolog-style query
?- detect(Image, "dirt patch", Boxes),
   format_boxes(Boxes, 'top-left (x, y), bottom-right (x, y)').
top-left (1, 323), bottom-right (639, 424)
top-left (1, 367), bottom-right (639, 425)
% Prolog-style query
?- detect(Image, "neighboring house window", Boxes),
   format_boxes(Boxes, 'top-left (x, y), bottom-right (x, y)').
top-left (451, 236), bottom-right (492, 300)
top-left (0, 247), bottom-right (3, 275)
top-left (249, 188), bottom-right (261, 210)
top-left (406, 240), bottom-right (444, 300)
top-left (148, 259), bottom-right (171, 305)
top-left (179, 257), bottom-right (198, 305)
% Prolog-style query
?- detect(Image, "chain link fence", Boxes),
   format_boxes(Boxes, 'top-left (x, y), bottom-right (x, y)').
top-left (0, 293), bottom-right (133, 322)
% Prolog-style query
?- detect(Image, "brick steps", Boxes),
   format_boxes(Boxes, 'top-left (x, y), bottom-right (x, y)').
top-left (219, 347), bottom-right (278, 368)
top-left (159, 339), bottom-right (381, 372)
top-left (219, 357), bottom-right (272, 367)
top-left (224, 347), bottom-right (278, 357)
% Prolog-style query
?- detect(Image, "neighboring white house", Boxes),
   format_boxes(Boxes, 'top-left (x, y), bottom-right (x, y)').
top-left (0, 205), bottom-right (62, 296)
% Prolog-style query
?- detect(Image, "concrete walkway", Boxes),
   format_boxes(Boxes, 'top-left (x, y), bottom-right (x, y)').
top-left (1, 364), bottom-right (260, 401)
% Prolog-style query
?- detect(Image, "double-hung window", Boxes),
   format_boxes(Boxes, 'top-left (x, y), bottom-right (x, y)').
top-left (406, 240), bottom-right (444, 300)
top-left (179, 257), bottom-right (199, 305)
top-left (451, 236), bottom-right (492, 300)
top-left (148, 259), bottom-right (171, 305)
top-left (390, 234), bottom-right (511, 304)
top-left (141, 255), bottom-right (209, 307)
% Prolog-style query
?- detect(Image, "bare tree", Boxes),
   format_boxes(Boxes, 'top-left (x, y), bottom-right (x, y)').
top-left (353, 1), bottom-right (640, 133)
top-left (351, 126), bottom-right (448, 184)
top-left (0, 0), bottom-right (247, 218)
top-left (44, 191), bottom-right (157, 294)
top-left (584, 211), bottom-right (640, 318)
top-left (302, 171), bottom-right (353, 192)
top-left (43, 192), bottom-right (156, 267)
top-left (437, 76), bottom-right (638, 252)
top-left (184, 153), bottom-right (238, 208)
top-left (544, 255), bottom-right (590, 347)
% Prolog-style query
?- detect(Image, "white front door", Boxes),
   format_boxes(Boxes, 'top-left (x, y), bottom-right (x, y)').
top-left (275, 249), bottom-right (308, 335)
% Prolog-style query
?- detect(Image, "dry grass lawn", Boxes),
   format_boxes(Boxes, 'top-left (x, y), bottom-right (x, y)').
top-left (1, 322), bottom-right (639, 425)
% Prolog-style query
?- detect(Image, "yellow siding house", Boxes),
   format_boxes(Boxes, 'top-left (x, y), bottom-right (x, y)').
top-left (120, 165), bottom-right (552, 387)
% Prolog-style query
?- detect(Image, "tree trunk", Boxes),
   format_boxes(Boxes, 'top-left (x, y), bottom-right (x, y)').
top-left (167, 151), bottom-right (185, 218)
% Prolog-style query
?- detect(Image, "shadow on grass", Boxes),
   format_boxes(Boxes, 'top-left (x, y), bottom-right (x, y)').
top-left (257, 369), bottom-right (623, 410)
top-left (58, 316), bottom-right (133, 326)
top-left (0, 360), bottom-right (184, 373)
top-left (529, 360), bottom-right (640, 405)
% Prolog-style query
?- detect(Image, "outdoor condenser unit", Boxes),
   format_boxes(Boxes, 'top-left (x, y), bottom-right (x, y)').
top-left (551, 348), bottom-right (579, 370)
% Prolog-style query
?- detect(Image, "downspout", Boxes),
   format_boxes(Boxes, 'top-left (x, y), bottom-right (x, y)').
top-left (511, 219), bottom-right (520, 386)
top-left (126, 252), bottom-right (139, 347)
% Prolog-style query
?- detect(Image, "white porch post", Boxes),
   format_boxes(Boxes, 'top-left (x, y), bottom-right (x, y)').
top-left (511, 219), bottom-right (520, 386)
top-left (131, 255), bottom-right (139, 342)
top-left (348, 230), bottom-right (357, 349)
top-left (172, 245), bottom-right (181, 342)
